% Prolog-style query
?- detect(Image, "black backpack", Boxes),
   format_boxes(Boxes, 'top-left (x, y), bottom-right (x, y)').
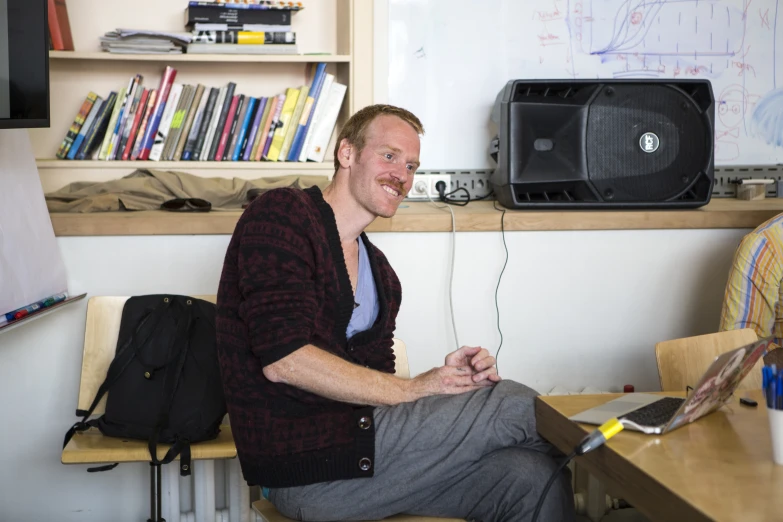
top-left (64, 294), bottom-right (227, 476)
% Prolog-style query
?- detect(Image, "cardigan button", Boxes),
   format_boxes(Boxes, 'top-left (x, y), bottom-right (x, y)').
top-left (358, 457), bottom-right (372, 471)
top-left (358, 416), bottom-right (372, 430)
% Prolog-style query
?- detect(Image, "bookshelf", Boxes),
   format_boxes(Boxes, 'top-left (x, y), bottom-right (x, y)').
top-left (33, 0), bottom-right (373, 194)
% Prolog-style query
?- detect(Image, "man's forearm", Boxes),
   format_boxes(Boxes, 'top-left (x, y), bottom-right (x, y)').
top-left (262, 344), bottom-right (415, 406)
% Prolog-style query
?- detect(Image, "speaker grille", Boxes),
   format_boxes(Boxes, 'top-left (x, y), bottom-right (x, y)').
top-left (586, 84), bottom-right (710, 201)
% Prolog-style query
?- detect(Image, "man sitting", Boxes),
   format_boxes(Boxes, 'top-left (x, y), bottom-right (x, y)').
top-left (216, 104), bottom-right (575, 521)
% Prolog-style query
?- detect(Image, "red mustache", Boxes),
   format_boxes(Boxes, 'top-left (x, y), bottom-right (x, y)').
top-left (381, 179), bottom-right (406, 194)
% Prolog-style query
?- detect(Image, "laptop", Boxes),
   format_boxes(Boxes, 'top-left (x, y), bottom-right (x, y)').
top-left (569, 338), bottom-right (772, 434)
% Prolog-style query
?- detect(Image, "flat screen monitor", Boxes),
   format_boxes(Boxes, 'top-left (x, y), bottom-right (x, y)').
top-left (0, 0), bottom-right (49, 129)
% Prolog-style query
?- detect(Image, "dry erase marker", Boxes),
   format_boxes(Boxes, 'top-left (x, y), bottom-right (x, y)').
top-left (3, 292), bottom-right (68, 322)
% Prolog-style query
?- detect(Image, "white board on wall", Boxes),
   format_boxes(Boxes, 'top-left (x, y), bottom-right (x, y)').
top-left (387, 0), bottom-right (783, 169)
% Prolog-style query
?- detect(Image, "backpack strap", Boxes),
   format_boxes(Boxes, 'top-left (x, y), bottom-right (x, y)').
top-left (148, 298), bottom-right (195, 476)
top-left (64, 297), bottom-right (174, 449)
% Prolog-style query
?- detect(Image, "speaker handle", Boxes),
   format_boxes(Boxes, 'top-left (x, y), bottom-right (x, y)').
top-left (489, 137), bottom-right (499, 164)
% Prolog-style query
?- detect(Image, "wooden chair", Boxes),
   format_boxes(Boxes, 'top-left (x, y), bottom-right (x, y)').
top-left (251, 338), bottom-right (463, 522)
top-left (61, 295), bottom-right (238, 522)
top-left (654, 329), bottom-right (763, 392)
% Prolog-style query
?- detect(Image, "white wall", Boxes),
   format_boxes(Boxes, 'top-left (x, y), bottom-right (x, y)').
top-left (0, 227), bottom-right (748, 520)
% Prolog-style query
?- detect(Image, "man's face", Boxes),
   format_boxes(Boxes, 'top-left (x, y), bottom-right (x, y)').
top-left (347, 115), bottom-right (420, 218)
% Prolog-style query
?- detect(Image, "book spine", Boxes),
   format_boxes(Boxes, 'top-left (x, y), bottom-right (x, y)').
top-left (118, 87), bottom-right (146, 161)
top-left (78, 92), bottom-right (117, 160)
top-left (52, 0), bottom-right (74, 50)
top-left (131, 90), bottom-right (157, 161)
top-left (55, 92), bottom-right (98, 159)
top-left (208, 82), bottom-right (236, 160)
top-left (149, 83), bottom-right (183, 161)
top-left (111, 75), bottom-right (142, 160)
top-left (243, 96), bottom-right (267, 161)
top-left (67, 97), bottom-right (103, 160)
top-left (279, 85), bottom-right (309, 161)
top-left (298, 73), bottom-right (334, 162)
top-left (138, 66), bottom-right (178, 161)
top-left (226, 94), bottom-right (248, 160)
top-left (261, 94), bottom-right (285, 160)
top-left (98, 86), bottom-right (126, 160)
top-left (289, 62), bottom-right (327, 161)
top-left (186, 5), bottom-right (291, 26)
top-left (254, 95), bottom-right (277, 160)
top-left (191, 30), bottom-right (295, 44)
top-left (174, 84), bottom-right (205, 161)
top-left (200, 86), bottom-right (227, 161)
top-left (47, 0), bottom-right (64, 50)
top-left (233, 97), bottom-right (257, 161)
top-left (193, 23), bottom-right (292, 32)
top-left (215, 95), bottom-right (240, 161)
top-left (106, 75), bottom-right (140, 160)
top-left (307, 82), bottom-right (347, 163)
top-left (163, 84), bottom-right (192, 161)
top-left (188, 87), bottom-right (218, 161)
top-left (266, 87), bottom-right (299, 161)
top-left (188, 1), bottom-right (302, 11)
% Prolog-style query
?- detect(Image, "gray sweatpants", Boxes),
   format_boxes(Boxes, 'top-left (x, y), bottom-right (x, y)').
top-left (269, 380), bottom-right (575, 522)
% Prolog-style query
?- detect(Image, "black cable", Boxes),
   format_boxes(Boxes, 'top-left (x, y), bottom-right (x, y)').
top-left (492, 201), bottom-right (508, 372)
top-left (530, 451), bottom-right (576, 522)
top-left (438, 185), bottom-right (471, 206)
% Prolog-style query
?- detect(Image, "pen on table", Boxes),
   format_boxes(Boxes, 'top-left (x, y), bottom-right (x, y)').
top-left (3, 292), bottom-right (68, 322)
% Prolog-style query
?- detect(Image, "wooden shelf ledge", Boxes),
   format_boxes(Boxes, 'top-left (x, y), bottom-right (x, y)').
top-left (49, 51), bottom-right (351, 63)
top-left (49, 198), bottom-right (783, 236)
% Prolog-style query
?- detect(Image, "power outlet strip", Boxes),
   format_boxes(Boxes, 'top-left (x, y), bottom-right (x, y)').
top-left (407, 170), bottom-right (494, 201)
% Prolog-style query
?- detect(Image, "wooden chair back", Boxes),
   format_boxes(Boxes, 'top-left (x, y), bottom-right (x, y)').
top-left (654, 329), bottom-right (762, 392)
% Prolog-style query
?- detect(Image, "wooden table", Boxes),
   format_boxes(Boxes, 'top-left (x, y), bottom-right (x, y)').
top-left (535, 390), bottom-right (783, 522)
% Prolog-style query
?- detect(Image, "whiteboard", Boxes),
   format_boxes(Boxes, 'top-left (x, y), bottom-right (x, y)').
top-left (387, 0), bottom-right (783, 169)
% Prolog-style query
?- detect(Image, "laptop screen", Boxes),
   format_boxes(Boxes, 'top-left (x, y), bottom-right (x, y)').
top-left (666, 338), bottom-right (771, 431)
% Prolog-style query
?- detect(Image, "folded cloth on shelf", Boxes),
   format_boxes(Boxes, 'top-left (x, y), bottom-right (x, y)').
top-left (45, 169), bottom-right (329, 212)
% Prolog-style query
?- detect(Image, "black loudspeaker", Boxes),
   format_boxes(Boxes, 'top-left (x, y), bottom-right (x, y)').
top-left (489, 79), bottom-right (715, 209)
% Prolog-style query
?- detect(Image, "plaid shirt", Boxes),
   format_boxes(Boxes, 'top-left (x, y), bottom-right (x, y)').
top-left (720, 214), bottom-right (783, 346)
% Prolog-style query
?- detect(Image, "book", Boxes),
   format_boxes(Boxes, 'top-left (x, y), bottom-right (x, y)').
top-left (97, 86), bottom-right (126, 160)
top-left (106, 75), bottom-right (141, 160)
top-left (122, 88), bottom-right (150, 161)
top-left (306, 82), bottom-right (347, 163)
top-left (67, 96), bottom-right (103, 160)
top-left (279, 85), bottom-right (308, 161)
top-left (226, 95), bottom-right (248, 160)
top-left (200, 85), bottom-right (227, 161)
top-left (233, 97), bottom-right (258, 161)
top-left (261, 94), bottom-right (285, 160)
top-left (191, 30), bottom-right (295, 44)
top-left (173, 84), bottom-right (205, 161)
top-left (130, 90), bottom-right (157, 160)
top-left (208, 82), bottom-right (236, 160)
top-left (149, 82), bottom-right (183, 161)
top-left (215, 94), bottom-right (240, 161)
top-left (188, 87), bottom-right (219, 161)
top-left (56, 92), bottom-right (98, 159)
top-left (192, 23), bottom-right (292, 32)
top-left (78, 92), bottom-right (117, 160)
top-left (187, 1), bottom-right (303, 11)
top-left (47, 0), bottom-right (74, 51)
top-left (298, 73), bottom-right (334, 162)
top-left (111, 75), bottom-right (143, 160)
top-left (185, 4), bottom-right (296, 27)
top-left (138, 66), bottom-right (178, 160)
top-left (164, 84), bottom-right (195, 161)
top-left (117, 86), bottom-right (146, 160)
top-left (244, 96), bottom-right (268, 161)
top-left (186, 43), bottom-right (298, 54)
top-left (288, 62), bottom-right (327, 161)
top-left (266, 87), bottom-right (299, 161)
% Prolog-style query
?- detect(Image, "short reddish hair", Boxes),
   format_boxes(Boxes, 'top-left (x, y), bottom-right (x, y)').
top-left (333, 104), bottom-right (424, 171)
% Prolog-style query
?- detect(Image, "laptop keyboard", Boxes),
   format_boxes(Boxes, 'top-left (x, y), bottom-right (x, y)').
top-left (619, 397), bottom-right (686, 427)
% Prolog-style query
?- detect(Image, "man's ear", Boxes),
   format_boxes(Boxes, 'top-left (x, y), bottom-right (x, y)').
top-left (337, 138), bottom-right (352, 169)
